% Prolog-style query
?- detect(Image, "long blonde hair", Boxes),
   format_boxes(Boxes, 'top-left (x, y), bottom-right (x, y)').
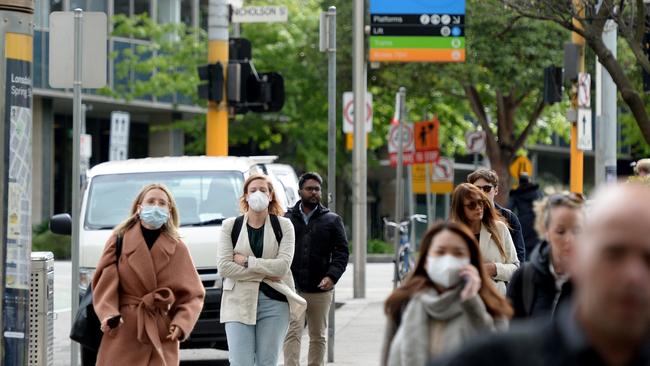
top-left (450, 183), bottom-right (507, 260)
top-left (239, 174), bottom-right (284, 216)
top-left (113, 183), bottom-right (181, 241)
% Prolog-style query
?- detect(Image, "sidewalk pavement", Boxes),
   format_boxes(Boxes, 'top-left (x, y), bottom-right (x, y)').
top-left (280, 262), bottom-right (394, 366)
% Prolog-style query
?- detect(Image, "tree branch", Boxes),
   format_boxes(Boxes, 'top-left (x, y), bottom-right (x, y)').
top-left (464, 84), bottom-right (498, 144)
top-left (514, 97), bottom-right (546, 151)
top-left (635, 0), bottom-right (645, 44)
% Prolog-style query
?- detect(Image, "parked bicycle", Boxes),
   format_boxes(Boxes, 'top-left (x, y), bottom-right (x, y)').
top-left (383, 214), bottom-right (428, 286)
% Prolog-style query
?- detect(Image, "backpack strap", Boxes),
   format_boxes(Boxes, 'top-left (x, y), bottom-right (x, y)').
top-left (231, 215), bottom-right (245, 247)
top-left (269, 214), bottom-right (283, 244)
top-left (522, 263), bottom-right (535, 316)
top-left (115, 234), bottom-right (123, 267)
top-left (230, 214), bottom-right (283, 248)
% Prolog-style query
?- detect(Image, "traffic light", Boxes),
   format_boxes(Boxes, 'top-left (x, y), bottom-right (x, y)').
top-left (227, 38), bottom-right (285, 114)
top-left (197, 62), bottom-right (224, 102)
top-left (543, 66), bottom-right (563, 104)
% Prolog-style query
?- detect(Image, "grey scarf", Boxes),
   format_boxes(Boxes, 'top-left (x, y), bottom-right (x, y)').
top-left (389, 287), bottom-right (463, 366)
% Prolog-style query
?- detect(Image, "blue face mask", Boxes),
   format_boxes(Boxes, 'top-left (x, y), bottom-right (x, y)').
top-left (139, 205), bottom-right (169, 229)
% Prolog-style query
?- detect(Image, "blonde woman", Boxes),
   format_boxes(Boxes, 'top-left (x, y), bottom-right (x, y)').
top-left (92, 183), bottom-right (205, 366)
top-left (217, 174), bottom-right (306, 366)
top-left (450, 183), bottom-right (519, 295)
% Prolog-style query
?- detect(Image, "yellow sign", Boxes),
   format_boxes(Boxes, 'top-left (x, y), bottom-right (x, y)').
top-left (509, 155), bottom-right (533, 182)
top-left (411, 163), bottom-right (454, 194)
top-left (345, 133), bottom-right (368, 151)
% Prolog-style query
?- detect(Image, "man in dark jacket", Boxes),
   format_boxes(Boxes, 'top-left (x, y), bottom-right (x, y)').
top-left (508, 173), bottom-right (543, 255)
top-left (430, 184), bottom-right (650, 366)
top-left (283, 172), bottom-right (349, 366)
top-left (468, 169), bottom-right (526, 262)
top-left (506, 240), bottom-right (573, 319)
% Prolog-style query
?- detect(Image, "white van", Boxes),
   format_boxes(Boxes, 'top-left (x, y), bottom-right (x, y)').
top-left (54, 155), bottom-right (297, 349)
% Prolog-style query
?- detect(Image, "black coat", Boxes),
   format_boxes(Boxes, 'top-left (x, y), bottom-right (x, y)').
top-left (495, 203), bottom-right (526, 262)
top-left (429, 305), bottom-right (650, 366)
top-left (506, 241), bottom-right (572, 319)
top-left (508, 184), bottom-right (543, 254)
top-left (285, 201), bottom-right (349, 293)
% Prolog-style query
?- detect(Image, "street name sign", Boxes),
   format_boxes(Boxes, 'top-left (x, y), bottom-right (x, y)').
top-left (342, 91), bottom-right (373, 133)
top-left (369, 0), bottom-right (465, 62)
top-left (231, 6), bottom-right (288, 23)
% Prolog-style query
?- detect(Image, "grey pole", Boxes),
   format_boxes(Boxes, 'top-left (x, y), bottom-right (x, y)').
top-left (595, 20), bottom-right (617, 185)
top-left (352, 0), bottom-right (366, 298)
top-left (324, 6), bottom-right (337, 362)
top-left (407, 166), bottom-right (415, 248)
top-left (70, 8), bottom-right (83, 366)
top-left (393, 87), bottom-right (406, 289)
top-left (425, 163), bottom-right (432, 226)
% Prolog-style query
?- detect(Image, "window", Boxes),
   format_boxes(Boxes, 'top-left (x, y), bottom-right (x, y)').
top-left (85, 171), bottom-right (244, 228)
top-left (70, 0), bottom-right (107, 12)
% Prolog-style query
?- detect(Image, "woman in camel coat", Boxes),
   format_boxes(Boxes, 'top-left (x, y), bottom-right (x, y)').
top-left (92, 183), bottom-right (205, 366)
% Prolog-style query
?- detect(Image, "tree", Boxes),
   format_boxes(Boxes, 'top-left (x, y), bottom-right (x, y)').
top-left (368, 0), bottom-right (568, 203)
top-left (502, 0), bottom-right (650, 146)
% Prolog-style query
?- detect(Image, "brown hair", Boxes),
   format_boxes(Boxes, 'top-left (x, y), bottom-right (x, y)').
top-left (450, 183), bottom-right (507, 260)
top-left (384, 221), bottom-right (513, 322)
top-left (467, 168), bottom-right (499, 186)
top-left (239, 174), bottom-right (284, 216)
top-left (113, 183), bottom-right (181, 241)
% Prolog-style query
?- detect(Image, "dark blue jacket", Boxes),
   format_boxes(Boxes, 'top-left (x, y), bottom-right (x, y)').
top-left (506, 240), bottom-right (573, 319)
top-left (285, 201), bottom-right (349, 293)
top-left (496, 203), bottom-right (526, 262)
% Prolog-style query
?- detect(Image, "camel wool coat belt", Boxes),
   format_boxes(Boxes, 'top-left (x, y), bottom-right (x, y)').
top-left (92, 225), bottom-right (205, 366)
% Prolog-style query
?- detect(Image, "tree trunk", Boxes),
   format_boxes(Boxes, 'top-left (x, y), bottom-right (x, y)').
top-left (586, 32), bottom-right (650, 145)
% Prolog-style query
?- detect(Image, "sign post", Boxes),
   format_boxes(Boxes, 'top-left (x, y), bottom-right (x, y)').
top-left (50, 9), bottom-right (107, 365)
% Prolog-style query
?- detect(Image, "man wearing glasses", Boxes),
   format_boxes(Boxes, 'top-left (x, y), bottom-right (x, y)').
top-left (284, 172), bottom-right (349, 366)
top-left (468, 169), bottom-right (526, 262)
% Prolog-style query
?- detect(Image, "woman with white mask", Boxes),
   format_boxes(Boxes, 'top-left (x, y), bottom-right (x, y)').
top-left (381, 221), bottom-right (512, 366)
top-left (217, 174), bottom-right (306, 366)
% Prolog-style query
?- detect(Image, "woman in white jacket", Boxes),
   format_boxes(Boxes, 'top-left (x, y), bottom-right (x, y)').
top-left (217, 174), bottom-right (306, 366)
top-left (450, 183), bottom-right (519, 295)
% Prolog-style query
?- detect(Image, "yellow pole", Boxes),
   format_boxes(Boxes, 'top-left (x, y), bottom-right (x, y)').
top-left (206, 0), bottom-right (229, 156)
top-left (570, 1), bottom-right (584, 194)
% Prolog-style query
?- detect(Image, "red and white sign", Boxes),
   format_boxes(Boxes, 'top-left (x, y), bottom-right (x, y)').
top-left (578, 72), bottom-right (591, 108)
top-left (390, 150), bottom-right (440, 166)
top-left (342, 91), bottom-right (373, 133)
top-left (432, 157), bottom-right (454, 181)
top-left (465, 130), bottom-right (486, 154)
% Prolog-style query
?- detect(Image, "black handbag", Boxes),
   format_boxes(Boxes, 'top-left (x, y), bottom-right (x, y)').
top-left (69, 235), bottom-right (122, 352)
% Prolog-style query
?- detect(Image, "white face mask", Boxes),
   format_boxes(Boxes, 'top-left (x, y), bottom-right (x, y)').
top-left (425, 255), bottom-right (470, 288)
top-left (247, 190), bottom-right (270, 212)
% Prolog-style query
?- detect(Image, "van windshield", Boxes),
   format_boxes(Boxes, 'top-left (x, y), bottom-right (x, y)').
top-left (85, 171), bottom-right (243, 229)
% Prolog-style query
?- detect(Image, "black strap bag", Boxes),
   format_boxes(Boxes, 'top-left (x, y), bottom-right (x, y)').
top-left (69, 235), bottom-right (123, 352)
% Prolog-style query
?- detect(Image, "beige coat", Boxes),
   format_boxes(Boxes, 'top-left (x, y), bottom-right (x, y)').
top-left (92, 225), bottom-right (205, 366)
top-left (217, 214), bottom-right (306, 325)
top-left (479, 221), bottom-right (520, 294)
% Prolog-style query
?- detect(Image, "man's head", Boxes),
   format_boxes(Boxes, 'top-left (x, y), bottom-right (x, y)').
top-left (467, 169), bottom-right (499, 203)
top-left (573, 185), bottom-right (650, 342)
top-left (634, 158), bottom-right (650, 176)
top-left (298, 172), bottom-right (323, 209)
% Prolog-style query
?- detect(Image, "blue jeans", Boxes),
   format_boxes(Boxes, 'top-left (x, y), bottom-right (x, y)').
top-left (225, 291), bottom-right (290, 366)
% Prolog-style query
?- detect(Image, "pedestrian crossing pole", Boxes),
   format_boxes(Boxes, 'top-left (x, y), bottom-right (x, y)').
top-left (570, 0), bottom-right (585, 194)
top-left (206, 0), bottom-right (229, 156)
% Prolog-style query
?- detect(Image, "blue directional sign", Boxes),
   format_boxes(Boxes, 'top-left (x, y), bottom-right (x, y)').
top-left (369, 0), bottom-right (466, 63)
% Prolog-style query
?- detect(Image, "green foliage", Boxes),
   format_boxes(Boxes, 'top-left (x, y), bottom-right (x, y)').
top-left (617, 40), bottom-right (650, 157)
top-left (98, 13), bottom-right (207, 105)
top-left (32, 221), bottom-right (71, 260)
top-left (367, 239), bottom-right (395, 254)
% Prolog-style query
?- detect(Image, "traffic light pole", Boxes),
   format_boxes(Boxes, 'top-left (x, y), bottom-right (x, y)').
top-left (595, 20), bottom-right (617, 186)
top-left (570, 0), bottom-right (585, 194)
top-left (207, 0), bottom-right (229, 156)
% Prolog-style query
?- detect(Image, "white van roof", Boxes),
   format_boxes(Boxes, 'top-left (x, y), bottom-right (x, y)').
top-left (87, 156), bottom-right (257, 178)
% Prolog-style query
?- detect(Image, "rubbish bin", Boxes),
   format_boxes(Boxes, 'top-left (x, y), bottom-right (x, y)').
top-left (29, 251), bottom-right (54, 366)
